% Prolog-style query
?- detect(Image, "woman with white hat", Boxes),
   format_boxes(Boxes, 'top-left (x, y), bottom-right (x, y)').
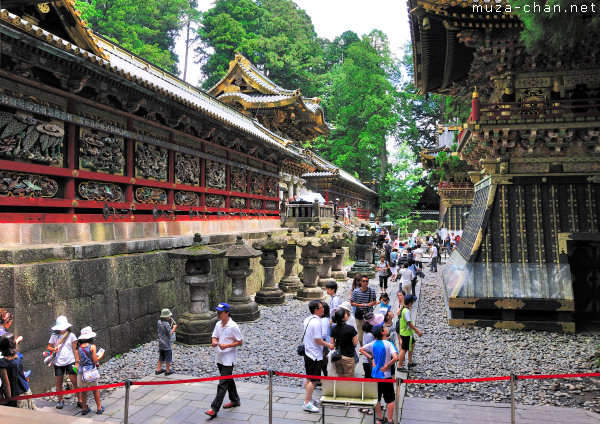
top-left (77, 326), bottom-right (104, 415)
top-left (46, 315), bottom-right (81, 409)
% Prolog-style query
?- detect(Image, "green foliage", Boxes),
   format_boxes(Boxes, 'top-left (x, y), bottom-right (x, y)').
top-left (428, 143), bottom-right (466, 186)
top-left (380, 142), bottom-right (425, 222)
top-left (75, 0), bottom-right (192, 74)
top-left (509, 0), bottom-right (600, 54)
top-left (313, 30), bottom-right (398, 188)
top-left (397, 219), bottom-right (439, 238)
top-left (197, 0), bottom-right (324, 94)
top-left (395, 43), bottom-right (470, 157)
top-left (196, 0), bottom-right (263, 88)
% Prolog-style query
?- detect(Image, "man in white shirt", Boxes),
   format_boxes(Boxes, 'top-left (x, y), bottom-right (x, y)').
top-left (205, 303), bottom-right (243, 418)
top-left (398, 263), bottom-right (414, 295)
top-left (429, 244), bottom-right (438, 272)
top-left (326, 281), bottom-right (341, 318)
top-left (302, 300), bottom-right (330, 413)
top-left (414, 246), bottom-right (424, 268)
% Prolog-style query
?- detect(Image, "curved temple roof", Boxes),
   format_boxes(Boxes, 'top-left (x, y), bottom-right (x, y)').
top-left (208, 54), bottom-right (330, 142)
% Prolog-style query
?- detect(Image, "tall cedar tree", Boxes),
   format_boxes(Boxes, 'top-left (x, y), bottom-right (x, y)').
top-left (509, 0), bottom-right (600, 54)
top-left (314, 30), bottom-right (397, 192)
top-left (197, 0), bottom-right (323, 95)
top-left (75, 0), bottom-right (192, 75)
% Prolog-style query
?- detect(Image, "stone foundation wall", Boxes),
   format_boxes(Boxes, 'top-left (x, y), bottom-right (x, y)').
top-left (0, 219), bottom-right (281, 245)
top-left (1, 229), bottom-right (349, 391)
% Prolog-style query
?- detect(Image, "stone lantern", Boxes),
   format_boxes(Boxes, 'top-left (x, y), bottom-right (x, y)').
top-left (331, 223), bottom-right (349, 281)
top-left (348, 223), bottom-right (375, 279)
top-left (278, 229), bottom-right (303, 293)
top-left (168, 233), bottom-right (225, 344)
top-left (317, 225), bottom-right (336, 288)
top-left (297, 226), bottom-right (326, 301)
top-left (224, 235), bottom-right (261, 322)
top-left (252, 234), bottom-right (286, 305)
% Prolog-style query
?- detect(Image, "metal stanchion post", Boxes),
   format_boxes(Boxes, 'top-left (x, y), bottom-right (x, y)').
top-left (268, 370), bottom-right (274, 424)
top-left (124, 379), bottom-right (132, 424)
top-left (394, 377), bottom-right (402, 424)
top-left (510, 373), bottom-right (516, 424)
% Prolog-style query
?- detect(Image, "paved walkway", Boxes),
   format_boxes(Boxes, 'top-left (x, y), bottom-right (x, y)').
top-left (15, 374), bottom-right (600, 424)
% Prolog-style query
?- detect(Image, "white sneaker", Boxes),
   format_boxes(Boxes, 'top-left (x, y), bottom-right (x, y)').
top-left (302, 402), bottom-right (320, 413)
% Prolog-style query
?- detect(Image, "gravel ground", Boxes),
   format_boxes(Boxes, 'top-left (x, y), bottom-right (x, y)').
top-left (51, 259), bottom-right (600, 414)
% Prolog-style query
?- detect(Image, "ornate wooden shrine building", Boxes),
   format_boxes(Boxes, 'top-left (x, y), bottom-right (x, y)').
top-left (0, 2), bottom-right (376, 244)
top-left (410, 0), bottom-right (600, 331)
top-left (209, 54), bottom-right (378, 220)
top-left (420, 146), bottom-right (474, 232)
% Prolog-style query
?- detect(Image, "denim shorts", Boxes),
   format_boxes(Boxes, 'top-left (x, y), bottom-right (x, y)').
top-left (159, 349), bottom-right (173, 363)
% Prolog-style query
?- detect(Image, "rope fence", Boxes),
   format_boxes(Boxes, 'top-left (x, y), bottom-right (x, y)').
top-left (1, 370), bottom-right (599, 423)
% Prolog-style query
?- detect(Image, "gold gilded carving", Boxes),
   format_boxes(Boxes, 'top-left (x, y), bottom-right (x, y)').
top-left (135, 187), bottom-right (166, 204)
top-left (493, 321), bottom-right (525, 330)
top-left (37, 3), bottom-right (50, 13)
top-left (79, 181), bottom-right (123, 202)
top-left (493, 299), bottom-right (526, 309)
top-left (447, 298), bottom-right (477, 308)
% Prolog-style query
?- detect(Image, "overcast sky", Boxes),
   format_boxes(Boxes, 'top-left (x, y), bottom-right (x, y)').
top-left (175, 0), bottom-right (411, 86)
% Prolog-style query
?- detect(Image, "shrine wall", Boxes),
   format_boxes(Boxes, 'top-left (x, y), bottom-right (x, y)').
top-left (0, 69), bottom-right (282, 230)
top-left (0, 230), bottom-right (350, 392)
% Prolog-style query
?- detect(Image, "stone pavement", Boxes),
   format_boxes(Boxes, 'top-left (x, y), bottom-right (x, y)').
top-left (19, 374), bottom-right (600, 423)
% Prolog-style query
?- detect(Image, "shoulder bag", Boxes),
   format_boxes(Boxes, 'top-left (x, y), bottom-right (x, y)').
top-left (44, 332), bottom-right (69, 367)
top-left (80, 346), bottom-right (100, 382)
top-left (297, 317), bottom-right (318, 356)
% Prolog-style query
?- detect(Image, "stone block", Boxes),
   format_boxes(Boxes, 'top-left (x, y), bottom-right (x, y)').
top-left (65, 223), bottom-right (91, 243)
top-left (142, 222), bottom-right (158, 238)
top-left (0, 267), bottom-right (15, 306)
top-left (89, 223), bottom-right (115, 242)
top-left (132, 223), bottom-right (145, 239)
top-left (14, 302), bottom-right (55, 354)
top-left (157, 280), bottom-right (177, 309)
top-left (104, 290), bottom-right (120, 328)
top-left (108, 323), bottom-right (131, 355)
top-left (20, 223), bottom-right (41, 244)
top-left (117, 288), bottom-right (138, 323)
top-left (40, 224), bottom-right (68, 244)
top-left (112, 222), bottom-right (129, 241)
top-left (0, 224), bottom-right (21, 244)
top-left (138, 284), bottom-right (159, 317)
top-left (129, 314), bottom-right (158, 349)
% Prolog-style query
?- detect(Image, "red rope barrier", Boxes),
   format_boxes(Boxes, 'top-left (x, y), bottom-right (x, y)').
top-left (132, 371), bottom-right (269, 386)
top-left (2, 370), bottom-right (599, 404)
top-left (274, 371), bottom-right (395, 384)
top-left (0, 383), bottom-right (125, 403)
top-left (405, 376), bottom-right (510, 384)
top-left (517, 372), bottom-right (600, 380)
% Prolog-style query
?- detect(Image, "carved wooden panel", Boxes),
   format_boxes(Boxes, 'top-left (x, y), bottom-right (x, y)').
top-left (230, 167), bottom-right (248, 193)
top-left (135, 142), bottom-right (167, 181)
top-left (0, 111), bottom-right (64, 165)
top-left (174, 191), bottom-right (199, 206)
top-left (135, 187), bottom-right (166, 204)
top-left (175, 153), bottom-right (200, 186)
top-left (250, 173), bottom-right (264, 195)
top-left (206, 160), bottom-right (226, 189)
top-left (78, 181), bottom-right (123, 202)
top-left (79, 129), bottom-right (125, 175)
top-left (205, 194), bottom-right (225, 208)
top-left (0, 171), bottom-right (58, 198)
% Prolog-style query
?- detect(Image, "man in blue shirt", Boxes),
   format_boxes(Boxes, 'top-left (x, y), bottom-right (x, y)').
top-left (359, 326), bottom-right (398, 423)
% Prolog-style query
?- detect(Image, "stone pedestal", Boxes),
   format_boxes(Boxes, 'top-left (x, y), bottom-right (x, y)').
top-left (297, 226), bottom-right (325, 300)
top-left (365, 245), bottom-right (375, 265)
top-left (279, 229), bottom-right (303, 293)
top-left (347, 223), bottom-right (376, 279)
top-left (253, 234), bottom-right (285, 305)
top-left (168, 233), bottom-right (225, 344)
top-left (225, 235), bottom-right (261, 322)
top-left (317, 226), bottom-right (335, 288)
top-left (331, 223), bottom-right (348, 281)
